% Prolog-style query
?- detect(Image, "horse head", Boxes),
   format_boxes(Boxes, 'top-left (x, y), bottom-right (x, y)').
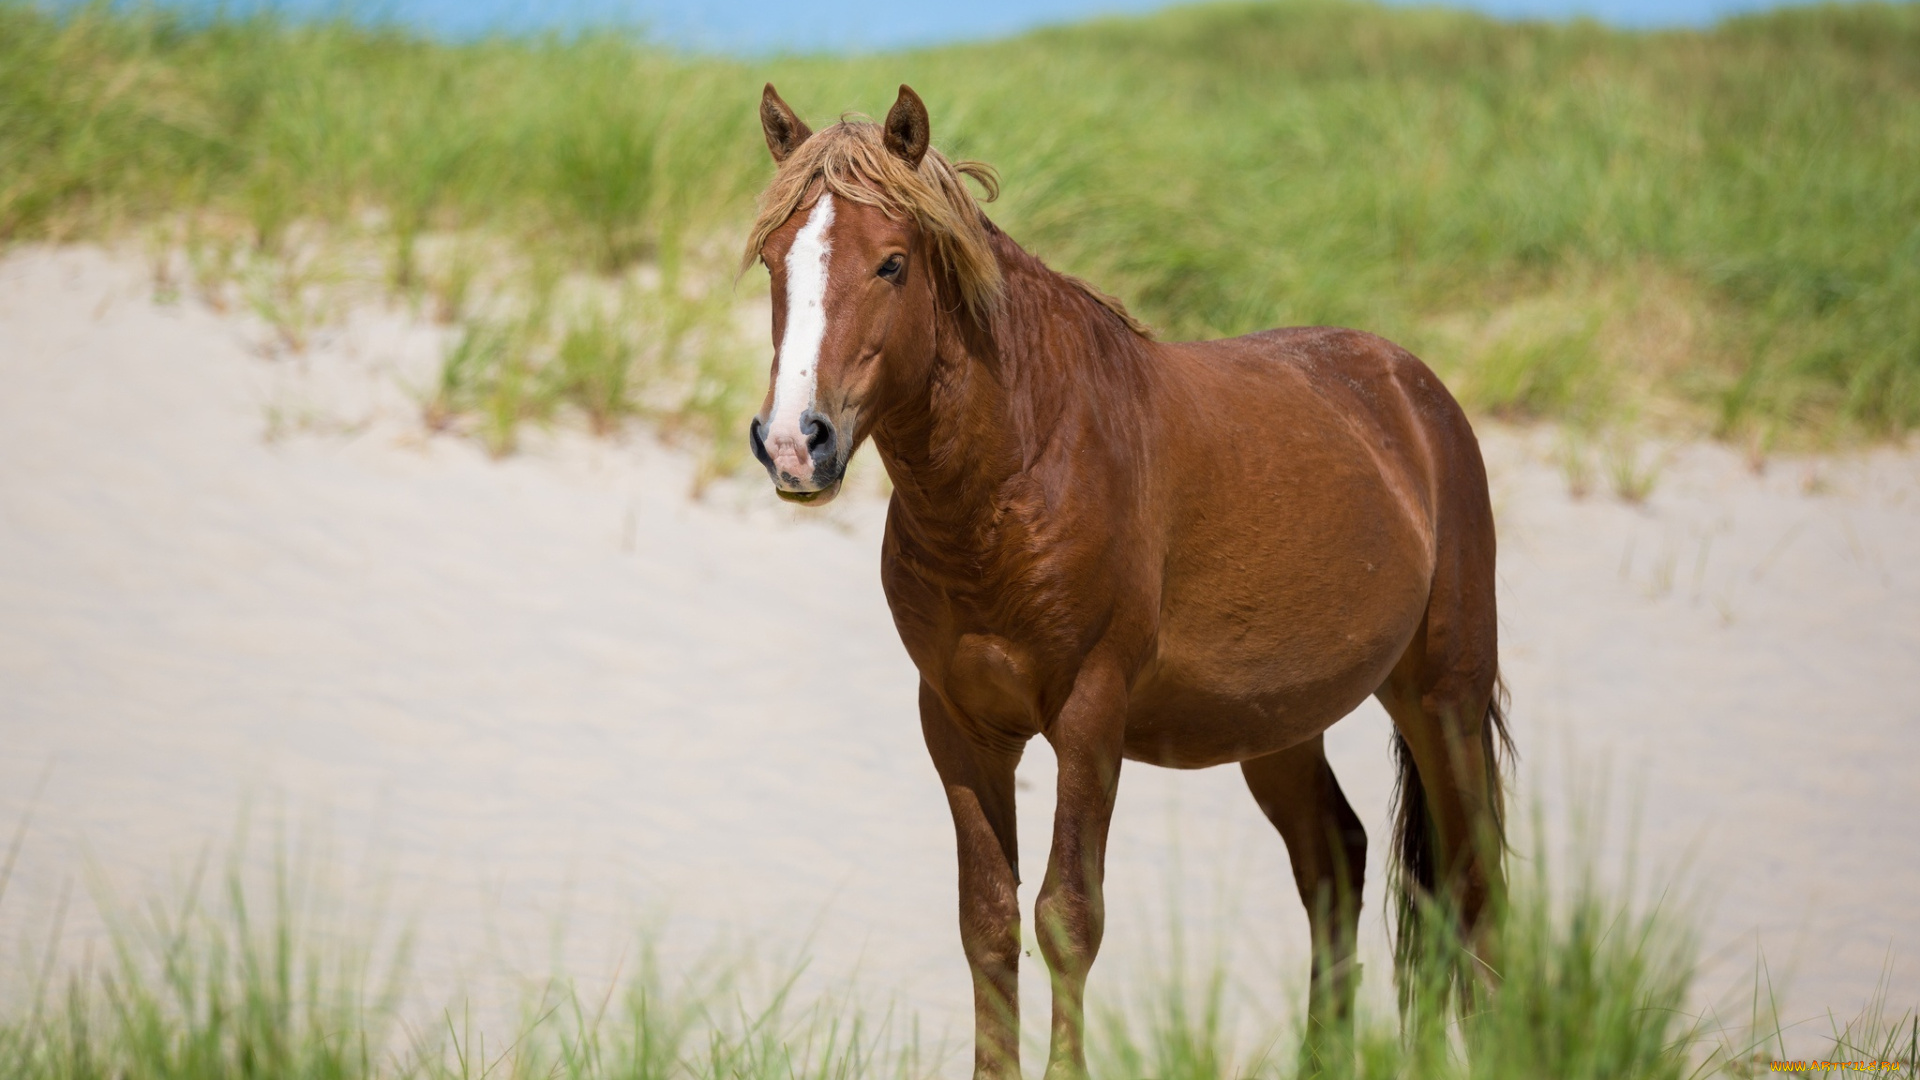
top-left (743, 83), bottom-right (998, 504)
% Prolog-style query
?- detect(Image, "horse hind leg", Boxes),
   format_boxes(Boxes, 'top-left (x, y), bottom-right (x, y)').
top-left (1240, 734), bottom-right (1367, 1067)
top-left (1375, 608), bottom-right (1512, 1008)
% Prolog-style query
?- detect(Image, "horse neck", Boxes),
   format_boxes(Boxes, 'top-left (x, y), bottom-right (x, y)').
top-left (874, 227), bottom-right (1150, 536)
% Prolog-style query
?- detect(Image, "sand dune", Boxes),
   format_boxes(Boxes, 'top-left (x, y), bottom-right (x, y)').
top-left (1, 245), bottom-right (1915, 1056)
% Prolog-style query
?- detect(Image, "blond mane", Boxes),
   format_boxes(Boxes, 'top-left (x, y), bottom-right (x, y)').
top-left (742, 119), bottom-right (1004, 323)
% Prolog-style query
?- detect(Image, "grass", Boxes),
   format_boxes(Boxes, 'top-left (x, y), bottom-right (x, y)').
top-left (3, 1), bottom-right (1919, 460)
top-left (0, 816), bottom-right (937, 1080)
top-left (3, 811), bottom-right (1911, 1080)
top-left (1091, 805), bottom-right (1712, 1080)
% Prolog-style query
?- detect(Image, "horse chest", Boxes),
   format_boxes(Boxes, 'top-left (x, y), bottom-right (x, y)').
top-left (940, 631), bottom-right (1049, 739)
top-left (884, 515), bottom-right (1107, 738)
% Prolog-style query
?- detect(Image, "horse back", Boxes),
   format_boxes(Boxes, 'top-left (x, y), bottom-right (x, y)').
top-left (1151, 325), bottom-right (1485, 543)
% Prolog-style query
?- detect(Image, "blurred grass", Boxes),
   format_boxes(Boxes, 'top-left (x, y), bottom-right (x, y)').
top-left (3, 819), bottom-right (1911, 1079)
top-left (0, 852), bottom-right (935, 1080)
top-left (2, 1), bottom-right (1918, 454)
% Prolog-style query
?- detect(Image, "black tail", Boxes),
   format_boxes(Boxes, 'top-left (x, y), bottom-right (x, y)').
top-left (1387, 723), bottom-right (1436, 988)
top-left (1387, 674), bottom-right (1514, 1008)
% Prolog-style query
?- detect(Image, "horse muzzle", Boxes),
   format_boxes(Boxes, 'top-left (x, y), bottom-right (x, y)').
top-left (750, 408), bottom-right (845, 504)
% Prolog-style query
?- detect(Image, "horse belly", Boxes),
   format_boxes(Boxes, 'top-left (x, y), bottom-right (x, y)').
top-left (1121, 652), bottom-right (1398, 768)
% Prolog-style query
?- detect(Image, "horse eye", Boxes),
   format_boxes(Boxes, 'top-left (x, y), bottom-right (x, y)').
top-left (877, 254), bottom-right (905, 281)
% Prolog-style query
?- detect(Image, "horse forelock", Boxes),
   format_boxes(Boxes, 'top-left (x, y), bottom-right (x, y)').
top-left (741, 120), bottom-right (1004, 324)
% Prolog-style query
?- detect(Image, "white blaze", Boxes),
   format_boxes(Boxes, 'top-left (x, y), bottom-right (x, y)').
top-left (769, 194), bottom-right (835, 440)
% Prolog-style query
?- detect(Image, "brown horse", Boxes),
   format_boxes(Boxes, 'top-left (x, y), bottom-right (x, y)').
top-left (743, 83), bottom-right (1512, 1079)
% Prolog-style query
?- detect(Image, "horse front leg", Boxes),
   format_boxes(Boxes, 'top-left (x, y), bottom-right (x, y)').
top-left (1035, 661), bottom-right (1127, 1080)
top-left (919, 681), bottom-right (1026, 1080)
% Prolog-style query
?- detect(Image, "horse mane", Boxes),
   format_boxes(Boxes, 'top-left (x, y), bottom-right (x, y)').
top-left (741, 119), bottom-right (1152, 338)
top-left (1058, 269), bottom-right (1155, 339)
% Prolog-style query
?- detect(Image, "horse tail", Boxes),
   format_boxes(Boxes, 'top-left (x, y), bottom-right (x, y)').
top-left (1388, 722), bottom-right (1437, 991)
top-left (1388, 671), bottom-right (1513, 1002)
top-left (1482, 671), bottom-right (1515, 855)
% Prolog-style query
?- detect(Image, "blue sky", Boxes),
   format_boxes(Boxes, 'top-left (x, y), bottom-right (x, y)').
top-left (121, 0), bottom-right (1849, 53)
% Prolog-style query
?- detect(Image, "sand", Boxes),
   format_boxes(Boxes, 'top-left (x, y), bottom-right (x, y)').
top-left (1, 244), bottom-right (1915, 1060)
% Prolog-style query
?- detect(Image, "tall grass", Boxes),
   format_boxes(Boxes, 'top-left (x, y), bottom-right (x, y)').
top-left (4, 825), bottom-right (1910, 1079)
top-left (0, 843), bottom-right (938, 1080)
top-left (3, 1), bottom-right (1918, 453)
top-left (1092, 809), bottom-right (1711, 1080)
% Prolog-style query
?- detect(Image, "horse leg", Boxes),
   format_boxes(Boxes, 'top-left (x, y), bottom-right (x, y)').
top-left (920, 681), bottom-right (1025, 1080)
top-left (1375, 619), bottom-right (1507, 997)
top-left (1240, 734), bottom-right (1367, 1069)
top-left (1034, 661), bottom-right (1128, 1080)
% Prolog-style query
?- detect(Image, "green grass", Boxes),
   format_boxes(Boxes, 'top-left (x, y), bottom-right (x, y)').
top-left (0, 814), bottom-right (936, 1080)
top-left (3, 1), bottom-right (1919, 457)
top-left (3, 819), bottom-right (1912, 1080)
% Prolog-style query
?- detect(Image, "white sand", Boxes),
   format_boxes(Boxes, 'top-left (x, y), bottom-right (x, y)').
top-left (1, 244), bottom-right (1915, 1060)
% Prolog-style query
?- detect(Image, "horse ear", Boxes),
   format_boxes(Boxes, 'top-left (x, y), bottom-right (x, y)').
top-left (760, 83), bottom-right (812, 163)
top-left (883, 84), bottom-right (930, 168)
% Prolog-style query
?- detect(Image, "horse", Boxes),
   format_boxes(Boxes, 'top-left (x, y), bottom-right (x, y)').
top-left (741, 83), bottom-right (1512, 1080)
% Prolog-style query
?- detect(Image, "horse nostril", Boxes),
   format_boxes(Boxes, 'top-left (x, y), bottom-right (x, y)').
top-left (801, 411), bottom-right (835, 456)
top-left (748, 416), bottom-right (774, 469)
